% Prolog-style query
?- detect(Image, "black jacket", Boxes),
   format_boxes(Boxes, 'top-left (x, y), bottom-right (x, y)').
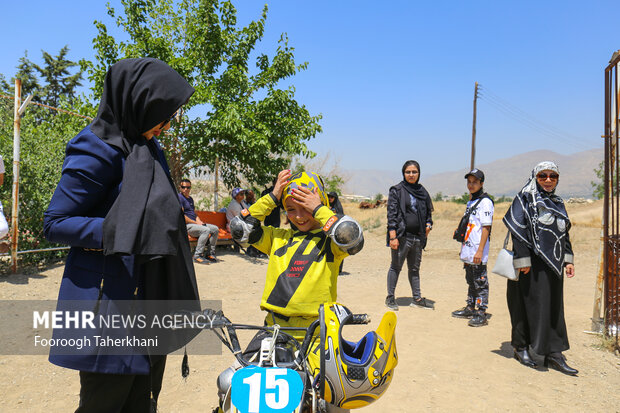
top-left (386, 182), bottom-right (433, 248)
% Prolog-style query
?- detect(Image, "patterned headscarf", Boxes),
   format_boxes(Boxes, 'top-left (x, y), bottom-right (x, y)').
top-left (503, 161), bottom-right (570, 277)
top-left (521, 161), bottom-right (560, 198)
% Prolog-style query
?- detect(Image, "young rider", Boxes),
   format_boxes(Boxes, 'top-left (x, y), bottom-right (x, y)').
top-left (451, 169), bottom-right (494, 327)
top-left (231, 169), bottom-right (364, 338)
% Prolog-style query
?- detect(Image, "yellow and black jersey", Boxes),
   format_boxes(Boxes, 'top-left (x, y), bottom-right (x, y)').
top-left (247, 194), bottom-right (353, 318)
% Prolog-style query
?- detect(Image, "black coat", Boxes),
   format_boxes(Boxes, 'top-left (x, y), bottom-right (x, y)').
top-left (386, 182), bottom-right (433, 248)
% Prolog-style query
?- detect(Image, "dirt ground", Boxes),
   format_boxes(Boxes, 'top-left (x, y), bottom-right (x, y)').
top-left (0, 201), bottom-right (619, 412)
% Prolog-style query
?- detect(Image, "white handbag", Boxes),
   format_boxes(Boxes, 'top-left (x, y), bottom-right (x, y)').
top-left (492, 232), bottom-right (519, 281)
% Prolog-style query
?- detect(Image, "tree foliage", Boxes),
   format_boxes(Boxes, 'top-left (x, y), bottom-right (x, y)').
top-left (591, 160), bottom-right (605, 200)
top-left (87, 0), bottom-right (322, 187)
top-left (0, 49), bottom-right (91, 270)
top-left (14, 46), bottom-right (85, 107)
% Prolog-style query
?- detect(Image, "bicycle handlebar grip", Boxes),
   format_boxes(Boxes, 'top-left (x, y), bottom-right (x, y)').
top-left (350, 314), bottom-right (371, 324)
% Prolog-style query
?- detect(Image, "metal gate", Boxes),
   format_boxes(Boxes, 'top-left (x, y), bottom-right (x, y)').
top-left (603, 51), bottom-right (620, 351)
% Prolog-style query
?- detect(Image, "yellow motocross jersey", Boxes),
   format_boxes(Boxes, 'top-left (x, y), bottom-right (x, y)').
top-left (247, 194), bottom-right (349, 318)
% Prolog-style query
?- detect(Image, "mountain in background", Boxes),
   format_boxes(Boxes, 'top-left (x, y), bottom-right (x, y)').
top-left (343, 148), bottom-right (603, 198)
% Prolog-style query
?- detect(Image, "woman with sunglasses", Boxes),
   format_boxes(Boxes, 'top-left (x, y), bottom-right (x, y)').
top-left (503, 161), bottom-right (577, 375)
top-left (44, 58), bottom-right (200, 411)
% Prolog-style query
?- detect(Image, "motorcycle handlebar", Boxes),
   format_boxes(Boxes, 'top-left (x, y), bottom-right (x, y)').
top-left (173, 309), bottom-right (371, 368)
top-left (350, 314), bottom-right (371, 324)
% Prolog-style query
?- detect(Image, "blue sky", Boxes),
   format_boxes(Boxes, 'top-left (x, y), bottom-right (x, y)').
top-left (1, 0), bottom-right (615, 175)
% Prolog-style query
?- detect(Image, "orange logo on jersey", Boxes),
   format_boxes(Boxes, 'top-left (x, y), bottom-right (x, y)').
top-left (241, 209), bottom-right (250, 217)
top-left (323, 216), bottom-right (338, 232)
top-left (464, 223), bottom-right (475, 241)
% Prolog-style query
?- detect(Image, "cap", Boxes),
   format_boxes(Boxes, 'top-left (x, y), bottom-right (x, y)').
top-left (464, 168), bottom-right (485, 182)
top-left (231, 187), bottom-right (245, 198)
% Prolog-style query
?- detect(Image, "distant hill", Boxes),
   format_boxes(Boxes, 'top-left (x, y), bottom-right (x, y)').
top-left (343, 148), bottom-right (603, 198)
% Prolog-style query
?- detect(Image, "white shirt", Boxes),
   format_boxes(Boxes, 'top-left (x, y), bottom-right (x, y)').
top-left (0, 155), bottom-right (5, 174)
top-left (459, 197), bottom-right (494, 264)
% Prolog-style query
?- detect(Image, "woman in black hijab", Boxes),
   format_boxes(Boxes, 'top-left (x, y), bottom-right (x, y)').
top-left (385, 160), bottom-right (434, 311)
top-left (328, 191), bottom-right (344, 215)
top-left (503, 161), bottom-right (577, 375)
top-left (44, 58), bottom-right (199, 412)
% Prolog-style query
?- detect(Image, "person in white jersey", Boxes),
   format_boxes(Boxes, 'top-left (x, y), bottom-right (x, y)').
top-left (452, 169), bottom-right (493, 327)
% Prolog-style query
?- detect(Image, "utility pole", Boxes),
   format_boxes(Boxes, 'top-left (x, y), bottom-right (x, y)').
top-left (470, 82), bottom-right (479, 171)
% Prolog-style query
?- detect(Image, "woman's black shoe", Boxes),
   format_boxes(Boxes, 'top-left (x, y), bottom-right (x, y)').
top-left (544, 354), bottom-right (578, 376)
top-left (513, 348), bottom-right (537, 368)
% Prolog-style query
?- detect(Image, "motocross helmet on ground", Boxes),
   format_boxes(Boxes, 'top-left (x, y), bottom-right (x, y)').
top-left (317, 303), bottom-right (398, 409)
top-left (282, 171), bottom-right (330, 209)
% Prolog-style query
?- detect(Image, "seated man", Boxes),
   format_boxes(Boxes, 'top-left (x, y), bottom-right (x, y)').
top-left (178, 179), bottom-right (219, 264)
top-left (226, 187), bottom-right (247, 231)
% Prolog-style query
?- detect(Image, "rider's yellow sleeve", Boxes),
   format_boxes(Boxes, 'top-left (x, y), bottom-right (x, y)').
top-left (247, 192), bottom-right (278, 222)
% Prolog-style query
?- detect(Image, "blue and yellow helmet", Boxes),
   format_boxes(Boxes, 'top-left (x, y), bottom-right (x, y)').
top-left (318, 303), bottom-right (398, 409)
top-left (282, 171), bottom-right (329, 208)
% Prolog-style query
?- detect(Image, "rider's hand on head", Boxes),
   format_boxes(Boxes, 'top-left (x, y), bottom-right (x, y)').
top-left (272, 169), bottom-right (291, 201)
top-left (291, 185), bottom-right (322, 213)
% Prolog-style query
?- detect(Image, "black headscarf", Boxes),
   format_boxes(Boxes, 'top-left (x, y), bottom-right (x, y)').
top-left (400, 160), bottom-right (434, 216)
top-left (94, 59), bottom-right (199, 339)
top-left (91, 58), bottom-right (193, 155)
top-left (328, 191), bottom-right (344, 215)
top-left (503, 161), bottom-right (570, 277)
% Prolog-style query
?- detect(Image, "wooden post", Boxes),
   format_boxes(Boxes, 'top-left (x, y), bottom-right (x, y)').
top-left (11, 79), bottom-right (21, 273)
top-left (214, 156), bottom-right (219, 210)
top-left (470, 82), bottom-right (479, 171)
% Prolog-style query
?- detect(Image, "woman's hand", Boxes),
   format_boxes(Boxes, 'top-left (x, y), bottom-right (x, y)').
top-left (389, 238), bottom-right (399, 250)
top-left (565, 263), bottom-right (575, 278)
top-left (520, 267), bottom-right (531, 274)
top-left (290, 185), bottom-right (322, 212)
top-left (272, 169), bottom-right (291, 201)
top-left (425, 224), bottom-right (432, 237)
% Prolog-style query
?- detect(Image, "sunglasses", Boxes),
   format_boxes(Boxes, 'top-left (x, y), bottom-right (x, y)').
top-left (180, 185), bottom-right (191, 189)
top-left (162, 110), bottom-right (179, 127)
top-left (536, 173), bottom-right (559, 181)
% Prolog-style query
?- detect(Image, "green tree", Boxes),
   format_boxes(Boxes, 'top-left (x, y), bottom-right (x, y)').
top-left (14, 52), bottom-right (41, 97)
top-left (0, 93), bottom-right (93, 270)
top-left (14, 47), bottom-right (84, 107)
top-left (87, 0), bottom-right (322, 186)
top-left (33, 46), bottom-right (85, 107)
top-left (591, 160), bottom-right (605, 200)
top-left (324, 175), bottom-right (345, 195)
top-left (452, 192), bottom-right (471, 204)
top-left (433, 192), bottom-right (444, 202)
top-left (1, 46), bottom-right (92, 270)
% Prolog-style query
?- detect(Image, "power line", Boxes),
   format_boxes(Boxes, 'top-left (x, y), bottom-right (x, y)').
top-left (477, 84), bottom-right (593, 151)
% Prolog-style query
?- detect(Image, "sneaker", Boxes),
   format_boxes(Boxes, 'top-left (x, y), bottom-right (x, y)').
top-left (193, 256), bottom-right (210, 265)
top-left (468, 311), bottom-right (488, 327)
top-left (411, 297), bottom-right (434, 310)
top-left (451, 306), bottom-right (476, 319)
top-left (205, 254), bottom-right (218, 263)
top-left (385, 296), bottom-right (398, 311)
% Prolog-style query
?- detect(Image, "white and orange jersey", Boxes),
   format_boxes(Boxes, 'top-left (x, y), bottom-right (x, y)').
top-left (459, 197), bottom-right (494, 264)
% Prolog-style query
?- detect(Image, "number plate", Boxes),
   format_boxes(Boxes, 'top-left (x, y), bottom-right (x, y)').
top-left (231, 366), bottom-right (304, 413)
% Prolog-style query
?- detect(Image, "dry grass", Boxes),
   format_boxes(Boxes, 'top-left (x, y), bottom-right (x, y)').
top-left (345, 200), bottom-right (604, 233)
top-left (595, 334), bottom-right (620, 354)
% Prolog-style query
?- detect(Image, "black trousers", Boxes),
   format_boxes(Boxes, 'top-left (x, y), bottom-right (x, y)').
top-left (75, 356), bottom-right (166, 413)
top-left (506, 254), bottom-right (569, 355)
top-left (464, 263), bottom-right (489, 311)
top-left (387, 235), bottom-right (423, 299)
